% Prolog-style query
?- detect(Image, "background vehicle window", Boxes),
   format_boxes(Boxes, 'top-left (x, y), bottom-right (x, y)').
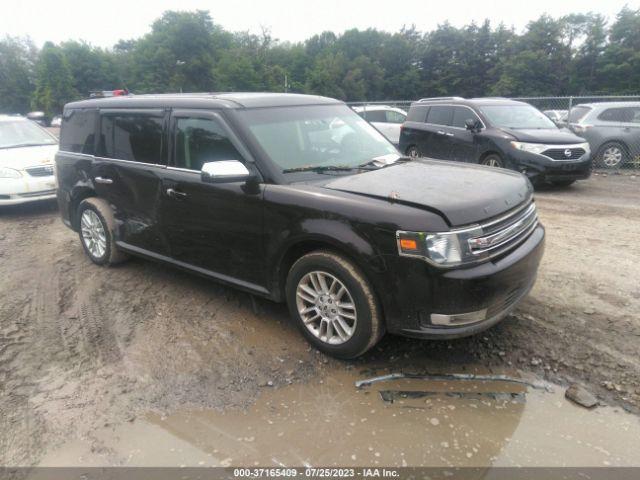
top-left (363, 110), bottom-right (386, 122)
top-left (385, 111), bottom-right (406, 124)
top-left (99, 113), bottom-right (163, 164)
top-left (60, 109), bottom-right (96, 154)
top-left (174, 117), bottom-right (243, 171)
top-left (597, 107), bottom-right (640, 123)
top-left (568, 106), bottom-right (591, 123)
top-left (426, 106), bottom-right (453, 126)
top-left (451, 107), bottom-right (481, 128)
top-left (406, 105), bottom-right (429, 122)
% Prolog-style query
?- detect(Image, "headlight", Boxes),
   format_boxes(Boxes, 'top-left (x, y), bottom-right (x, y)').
top-left (0, 167), bottom-right (22, 179)
top-left (397, 227), bottom-right (482, 267)
top-left (510, 141), bottom-right (548, 155)
top-left (579, 142), bottom-right (591, 153)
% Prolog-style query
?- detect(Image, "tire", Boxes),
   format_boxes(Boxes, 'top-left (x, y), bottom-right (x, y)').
top-left (406, 145), bottom-right (420, 159)
top-left (550, 179), bottom-right (576, 187)
top-left (480, 153), bottom-right (504, 168)
top-left (597, 142), bottom-right (627, 169)
top-left (77, 198), bottom-right (129, 266)
top-left (285, 250), bottom-right (384, 359)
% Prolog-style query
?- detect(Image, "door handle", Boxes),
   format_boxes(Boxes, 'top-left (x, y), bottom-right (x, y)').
top-left (166, 188), bottom-right (187, 199)
top-left (436, 130), bottom-right (446, 135)
top-left (94, 176), bottom-right (113, 184)
top-left (445, 132), bottom-right (455, 137)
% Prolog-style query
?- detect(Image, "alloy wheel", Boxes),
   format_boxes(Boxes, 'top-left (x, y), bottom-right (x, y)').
top-left (602, 146), bottom-right (623, 168)
top-left (295, 271), bottom-right (357, 345)
top-left (80, 210), bottom-right (107, 259)
top-left (483, 157), bottom-right (501, 167)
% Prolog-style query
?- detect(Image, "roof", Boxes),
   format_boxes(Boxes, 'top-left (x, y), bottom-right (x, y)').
top-left (411, 97), bottom-right (527, 108)
top-left (573, 101), bottom-right (640, 109)
top-left (351, 105), bottom-right (407, 114)
top-left (64, 92), bottom-right (343, 110)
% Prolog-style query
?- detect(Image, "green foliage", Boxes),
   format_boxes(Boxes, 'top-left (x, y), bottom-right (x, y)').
top-left (2, 7), bottom-right (640, 115)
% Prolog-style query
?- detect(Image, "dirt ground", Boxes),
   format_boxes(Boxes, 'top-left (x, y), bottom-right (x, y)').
top-left (0, 174), bottom-right (639, 467)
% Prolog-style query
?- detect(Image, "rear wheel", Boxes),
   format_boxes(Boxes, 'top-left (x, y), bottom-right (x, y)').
top-left (598, 142), bottom-right (627, 168)
top-left (481, 153), bottom-right (504, 168)
top-left (285, 251), bottom-right (384, 359)
top-left (77, 198), bottom-right (129, 266)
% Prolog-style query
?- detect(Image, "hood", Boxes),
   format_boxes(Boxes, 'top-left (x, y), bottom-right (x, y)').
top-left (319, 159), bottom-right (533, 227)
top-left (0, 144), bottom-right (58, 170)
top-left (500, 127), bottom-right (584, 144)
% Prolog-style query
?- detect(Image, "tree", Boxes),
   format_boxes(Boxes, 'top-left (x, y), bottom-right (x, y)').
top-left (31, 42), bottom-right (77, 116)
top-left (0, 36), bottom-right (37, 113)
top-left (60, 41), bottom-right (120, 95)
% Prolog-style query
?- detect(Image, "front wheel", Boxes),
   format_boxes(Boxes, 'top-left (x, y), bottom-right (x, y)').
top-left (285, 251), bottom-right (384, 359)
top-left (481, 154), bottom-right (504, 168)
top-left (406, 145), bottom-right (420, 159)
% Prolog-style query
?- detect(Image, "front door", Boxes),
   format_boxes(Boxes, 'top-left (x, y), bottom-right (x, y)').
top-left (159, 110), bottom-right (266, 291)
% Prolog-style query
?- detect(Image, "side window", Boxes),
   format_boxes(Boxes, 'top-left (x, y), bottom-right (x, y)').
top-left (174, 117), bottom-right (243, 171)
top-left (385, 111), bottom-right (406, 124)
top-left (630, 108), bottom-right (640, 124)
top-left (452, 107), bottom-right (481, 128)
top-left (60, 109), bottom-right (96, 154)
top-left (407, 106), bottom-right (429, 122)
top-left (99, 113), bottom-right (164, 164)
top-left (364, 110), bottom-right (386, 122)
top-left (598, 108), bottom-right (624, 122)
top-left (426, 106), bottom-right (453, 126)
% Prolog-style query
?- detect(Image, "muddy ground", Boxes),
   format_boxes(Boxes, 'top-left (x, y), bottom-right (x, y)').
top-left (0, 174), bottom-right (639, 467)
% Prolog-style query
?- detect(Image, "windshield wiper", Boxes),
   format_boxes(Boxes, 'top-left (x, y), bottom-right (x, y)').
top-left (358, 156), bottom-right (412, 169)
top-left (283, 165), bottom-right (370, 174)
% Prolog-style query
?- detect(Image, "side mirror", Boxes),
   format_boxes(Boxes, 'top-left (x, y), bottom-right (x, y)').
top-left (465, 118), bottom-right (481, 131)
top-left (201, 160), bottom-right (252, 183)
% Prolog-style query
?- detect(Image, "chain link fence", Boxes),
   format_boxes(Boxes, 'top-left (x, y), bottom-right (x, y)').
top-left (348, 96), bottom-right (640, 171)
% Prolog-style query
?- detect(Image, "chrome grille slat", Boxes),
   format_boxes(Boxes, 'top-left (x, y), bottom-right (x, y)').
top-left (468, 202), bottom-right (538, 258)
top-left (25, 165), bottom-right (54, 177)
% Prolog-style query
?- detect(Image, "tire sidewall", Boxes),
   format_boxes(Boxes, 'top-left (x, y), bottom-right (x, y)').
top-left (77, 200), bottom-right (112, 265)
top-left (285, 252), bottom-right (380, 359)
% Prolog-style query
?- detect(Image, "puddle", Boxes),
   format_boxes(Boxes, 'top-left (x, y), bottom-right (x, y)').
top-left (39, 369), bottom-right (640, 467)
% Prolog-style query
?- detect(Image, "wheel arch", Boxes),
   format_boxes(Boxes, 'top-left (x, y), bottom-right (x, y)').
top-left (69, 186), bottom-right (98, 231)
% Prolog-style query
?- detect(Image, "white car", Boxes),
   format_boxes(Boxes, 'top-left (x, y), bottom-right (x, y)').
top-left (0, 115), bottom-right (59, 206)
top-left (352, 105), bottom-right (407, 145)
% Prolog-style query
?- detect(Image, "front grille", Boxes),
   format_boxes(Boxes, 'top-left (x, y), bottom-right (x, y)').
top-left (542, 147), bottom-right (586, 160)
top-left (25, 165), bottom-right (54, 177)
top-left (468, 202), bottom-right (538, 259)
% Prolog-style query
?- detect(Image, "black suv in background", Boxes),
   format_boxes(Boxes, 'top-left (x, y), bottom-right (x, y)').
top-left (399, 97), bottom-right (592, 186)
top-left (56, 93), bottom-right (544, 358)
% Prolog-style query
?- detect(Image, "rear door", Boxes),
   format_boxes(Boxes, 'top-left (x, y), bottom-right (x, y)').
top-left (93, 108), bottom-right (168, 255)
top-left (447, 106), bottom-right (482, 163)
top-left (158, 109), bottom-right (266, 289)
top-left (422, 105), bottom-right (453, 159)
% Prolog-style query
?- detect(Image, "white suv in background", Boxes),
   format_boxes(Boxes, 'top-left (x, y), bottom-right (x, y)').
top-left (352, 105), bottom-right (406, 145)
top-left (0, 115), bottom-right (59, 205)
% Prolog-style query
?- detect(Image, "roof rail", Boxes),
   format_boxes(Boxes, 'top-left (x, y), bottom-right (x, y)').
top-left (418, 96), bottom-right (465, 102)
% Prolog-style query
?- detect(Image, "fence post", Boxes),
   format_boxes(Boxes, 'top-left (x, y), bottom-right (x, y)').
top-left (568, 96), bottom-right (573, 114)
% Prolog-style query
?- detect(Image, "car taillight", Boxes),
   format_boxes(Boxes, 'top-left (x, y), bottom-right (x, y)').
top-left (112, 89), bottom-right (128, 96)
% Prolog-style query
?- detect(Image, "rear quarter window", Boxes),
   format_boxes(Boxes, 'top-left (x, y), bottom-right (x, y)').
top-left (60, 109), bottom-right (97, 154)
top-left (407, 105), bottom-right (429, 123)
top-left (98, 112), bottom-right (164, 164)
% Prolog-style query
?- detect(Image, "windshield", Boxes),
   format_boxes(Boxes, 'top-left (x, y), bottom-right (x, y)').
top-left (479, 105), bottom-right (558, 129)
top-left (0, 120), bottom-right (57, 149)
top-left (238, 105), bottom-right (398, 174)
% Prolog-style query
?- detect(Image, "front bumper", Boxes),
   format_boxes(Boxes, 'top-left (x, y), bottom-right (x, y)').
top-left (0, 175), bottom-right (57, 205)
top-left (506, 150), bottom-right (592, 182)
top-left (380, 224), bottom-right (545, 339)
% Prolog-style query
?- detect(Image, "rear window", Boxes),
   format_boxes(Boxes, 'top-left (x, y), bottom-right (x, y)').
top-left (60, 109), bottom-right (96, 154)
top-left (407, 105), bottom-right (429, 122)
top-left (568, 106), bottom-right (591, 123)
top-left (98, 111), bottom-right (164, 164)
top-left (426, 106), bottom-right (453, 126)
top-left (363, 110), bottom-right (386, 122)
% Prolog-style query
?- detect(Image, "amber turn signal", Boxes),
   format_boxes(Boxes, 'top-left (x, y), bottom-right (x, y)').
top-left (399, 238), bottom-right (418, 251)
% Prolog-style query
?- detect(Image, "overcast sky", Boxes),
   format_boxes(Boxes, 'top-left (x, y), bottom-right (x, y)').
top-left (3, 0), bottom-right (639, 48)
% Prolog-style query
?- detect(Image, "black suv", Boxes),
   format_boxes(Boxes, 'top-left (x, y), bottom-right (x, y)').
top-left (399, 97), bottom-right (592, 186)
top-left (56, 93), bottom-right (544, 358)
